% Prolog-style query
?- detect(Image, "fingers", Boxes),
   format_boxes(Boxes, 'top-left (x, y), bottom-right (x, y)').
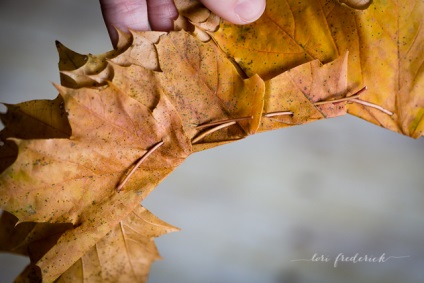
top-left (200, 0), bottom-right (266, 24)
top-left (100, 0), bottom-right (266, 47)
top-left (100, 0), bottom-right (149, 47)
top-left (147, 0), bottom-right (178, 31)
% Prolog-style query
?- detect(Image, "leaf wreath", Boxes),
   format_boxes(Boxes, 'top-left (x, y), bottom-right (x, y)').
top-left (0, 0), bottom-right (423, 281)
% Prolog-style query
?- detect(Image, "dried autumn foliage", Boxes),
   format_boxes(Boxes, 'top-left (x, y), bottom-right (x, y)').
top-left (0, 0), bottom-right (422, 282)
top-left (213, 0), bottom-right (424, 137)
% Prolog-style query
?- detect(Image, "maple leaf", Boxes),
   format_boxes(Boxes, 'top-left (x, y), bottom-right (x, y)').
top-left (211, 0), bottom-right (341, 80)
top-left (0, 211), bottom-right (72, 260)
top-left (54, 205), bottom-right (178, 282)
top-left (0, 205), bottom-right (178, 282)
top-left (0, 96), bottom-right (71, 173)
top-left (0, 42), bottom-right (349, 283)
top-left (0, 0), bottom-right (422, 281)
top-left (0, 69), bottom-right (192, 280)
top-left (0, 30), bottom-right (350, 281)
top-left (58, 30), bottom-right (267, 151)
top-left (211, 0), bottom-right (424, 138)
top-left (173, 0), bottom-right (220, 41)
top-left (260, 52), bottom-right (350, 132)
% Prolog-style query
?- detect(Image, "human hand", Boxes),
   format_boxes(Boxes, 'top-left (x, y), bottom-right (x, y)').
top-left (100, 0), bottom-right (266, 47)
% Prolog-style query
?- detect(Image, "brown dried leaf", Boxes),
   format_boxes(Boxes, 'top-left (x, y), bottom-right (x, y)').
top-left (260, 52), bottom-right (349, 132)
top-left (110, 31), bottom-right (165, 71)
top-left (174, 0), bottom-right (220, 41)
top-left (2, 0), bottom-right (422, 281)
top-left (55, 205), bottom-right (178, 283)
top-left (154, 31), bottom-right (265, 150)
top-left (0, 26), bottom-right (352, 282)
top-left (0, 67), bottom-right (191, 280)
top-left (56, 41), bottom-right (113, 88)
top-left (0, 95), bottom-right (71, 173)
top-left (0, 95), bottom-right (71, 140)
top-left (0, 211), bottom-right (72, 261)
top-left (211, 0), bottom-right (340, 80)
top-left (342, 0), bottom-right (424, 138)
top-left (210, 0), bottom-right (424, 138)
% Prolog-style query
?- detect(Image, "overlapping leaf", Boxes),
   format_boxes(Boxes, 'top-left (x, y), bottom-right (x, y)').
top-left (0, 30), bottom-right (349, 281)
top-left (1, 205), bottom-right (177, 283)
top-left (211, 0), bottom-right (424, 137)
top-left (0, 57), bottom-right (192, 280)
top-left (54, 205), bottom-right (178, 283)
top-left (0, 96), bottom-right (71, 173)
top-left (259, 52), bottom-right (350, 132)
top-left (0, 0), bottom-right (422, 281)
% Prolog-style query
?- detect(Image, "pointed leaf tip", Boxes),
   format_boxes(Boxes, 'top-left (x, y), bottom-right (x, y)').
top-left (56, 40), bottom-right (88, 72)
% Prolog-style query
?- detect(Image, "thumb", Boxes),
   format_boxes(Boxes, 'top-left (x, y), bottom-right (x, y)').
top-left (199, 0), bottom-right (266, 24)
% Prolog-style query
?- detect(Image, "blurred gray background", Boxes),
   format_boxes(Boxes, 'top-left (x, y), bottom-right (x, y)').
top-left (0, 1), bottom-right (423, 283)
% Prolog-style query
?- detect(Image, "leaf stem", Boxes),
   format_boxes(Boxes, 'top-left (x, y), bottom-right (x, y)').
top-left (192, 121), bottom-right (236, 144)
top-left (263, 111), bottom-right (293, 118)
top-left (350, 99), bottom-right (393, 115)
top-left (196, 116), bottom-right (253, 129)
top-left (116, 140), bottom-right (164, 192)
top-left (314, 86), bottom-right (367, 106)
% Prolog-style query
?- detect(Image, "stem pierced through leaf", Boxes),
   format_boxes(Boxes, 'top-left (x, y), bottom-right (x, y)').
top-left (116, 140), bottom-right (164, 192)
top-left (193, 116), bottom-right (253, 143)
top-left (350, 99), bottom-right (393, 115)
top-left (263, 111), bottom-right (294, 118)
top-left (192, 121), bottom-right (236, 144)
top-left (314, 86), bottom-right (367, 106)
top-left (196, 116), bottom-right (253, 129)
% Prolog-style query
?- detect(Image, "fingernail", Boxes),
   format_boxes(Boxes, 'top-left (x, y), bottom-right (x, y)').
top-left (234, 0), bottom-right (265, 23)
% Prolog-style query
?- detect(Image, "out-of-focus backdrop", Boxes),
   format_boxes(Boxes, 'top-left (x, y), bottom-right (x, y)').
top-left (0, 1), bottom-right (423, 283)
